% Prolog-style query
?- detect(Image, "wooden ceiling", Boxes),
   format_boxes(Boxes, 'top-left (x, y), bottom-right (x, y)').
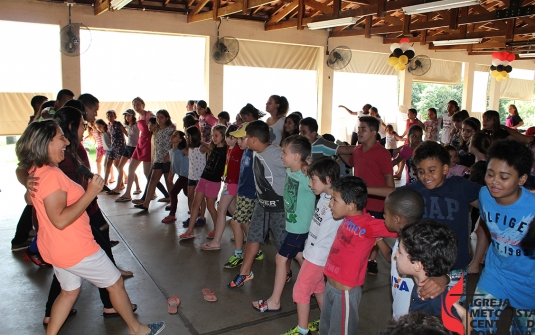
top-left (39, 0), bottom-right (535, 54)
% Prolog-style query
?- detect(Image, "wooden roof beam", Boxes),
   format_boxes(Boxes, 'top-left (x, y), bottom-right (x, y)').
top-left (94, 0), bottom-right (109, 15)
top-left (267, 0), bottom-right (299, 25)
top-left (304, 0), bottom-right (333, 14)
top-left (188, 0), bottom-right (274, 22)
top-left (188, 0), bottom-right (210, 21)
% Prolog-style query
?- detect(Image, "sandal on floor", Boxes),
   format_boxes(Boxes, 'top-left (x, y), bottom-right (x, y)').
top-left (103, 304), bottom-right (137, 318)
top-left (179, 233), bottom-right (195, 240)
top-left (133, 190), bottom-right (142, 195)
top-left (252, 299), bottom-right (281, 313)
top-left (206, 230), bottom-right (215, 239)
top-left (202, 288), bottom-right (217, 302)
top-left (161, 216), bottom-right (177, 224)
top-left (167, 297), bottom-right (180, 314)
top-left (201, 243), bottom-right (221, 251)
top-left (157, 198), bottom-right (170, 203)
top-left (115, 197), bottom-right (132, 203)
top-left (43, 309), bottom-right (77, 326)
top-left (132, 199), bottom-right (144, 204)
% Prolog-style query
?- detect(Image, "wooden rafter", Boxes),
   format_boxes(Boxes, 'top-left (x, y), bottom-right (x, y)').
top-left (94, 0), bottom-right (109, 15)
top-left (266, 0), bottom-right (299, 25)
top-left (304, 0), bottom-right (333, 14)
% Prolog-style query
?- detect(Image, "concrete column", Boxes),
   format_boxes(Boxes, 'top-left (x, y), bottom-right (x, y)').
top-left (59, 14), bottom-right (81, 96)
top-left (205, 36), bottom-right (224, 112)
top-left (462, 61), bottom-right (475, 111)
top-left (398, 69), bottom-right (413, 108)
top-left (488, 76), bottom-right (501, 111)
top-left (318, 47), bottom-right (334, 134)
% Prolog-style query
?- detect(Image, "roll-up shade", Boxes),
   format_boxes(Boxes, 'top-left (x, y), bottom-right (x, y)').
top-left (413, 59), bottom-right (462, 85)
top-left (338, 51), bottom-right (396, 75)
top-left (475, 64), bottom-right (491, 72)
top-left (0, 92), bottom-right (54, 135)
top-left (500, 78), bottom-right (535, 100)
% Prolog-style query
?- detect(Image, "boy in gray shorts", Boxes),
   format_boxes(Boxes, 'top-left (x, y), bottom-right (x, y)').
top-left (228, 121), bottom-right (287, 288)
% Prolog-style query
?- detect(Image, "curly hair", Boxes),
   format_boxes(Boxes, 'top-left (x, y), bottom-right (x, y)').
top-left (332, 176), bottom-right (367, 210)
top-left (377, 311), bottom-right (454, 335)
top-left (487, 139), bottom-right (533, 177)
top-left (399, 220), bottom-right (458, 278)
top-left (413, 140), bottom-right (450, 167)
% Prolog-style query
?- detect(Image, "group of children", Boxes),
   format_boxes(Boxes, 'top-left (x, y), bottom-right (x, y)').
top-left (87, 97), bottom-right (535, 335)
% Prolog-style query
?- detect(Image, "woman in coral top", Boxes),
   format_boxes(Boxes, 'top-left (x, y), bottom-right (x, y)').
top-left (16, 120), bottom-right (164, 335)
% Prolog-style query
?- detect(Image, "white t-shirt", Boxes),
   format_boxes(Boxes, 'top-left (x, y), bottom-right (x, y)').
top-left (440, 113), bottom-right (453, 144)
top-left (302, 193), bottom-right (343, 266)
top-left (353, 110), bottom-right (364, 132)
top-left (391, 239), bottom-right (415, 320)
top-left (386, 134), bottom-right (397, 149)
top-left (269, 117), bottom-right (285, 145)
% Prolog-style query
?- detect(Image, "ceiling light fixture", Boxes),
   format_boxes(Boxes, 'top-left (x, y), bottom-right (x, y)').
top-left (402, 0), bottom-right (480, 15)
top-left (307, 17), bottom-right (359, 30)
top-left (432, 38), bottom-right (482, 46)
top-left (111, 0), bottom-right (133, 10)
top-left (518, 53), bottom-right (535, 58)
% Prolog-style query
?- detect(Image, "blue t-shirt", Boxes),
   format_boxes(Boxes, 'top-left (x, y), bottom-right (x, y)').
top-left (477, 186), bottom-right (535, 310)
top-left (237, 149), bottom-right (256, 199)
top-left (284, 168), bottom-right (316, 234)
top-left (410, 286), bottom-right (459, 319)
top-left (402, 176), bottom-right (481, 270)
top-left (169, 148), bottom-right (188, 178)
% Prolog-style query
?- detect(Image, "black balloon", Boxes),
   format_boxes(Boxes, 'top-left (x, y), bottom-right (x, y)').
top-left (389, 53), bottom-right (394, 58)
top-left (490, 65), bottom-right (496, 71)
top-left (404, 50), bottom-right (415, 59)
top-left (505, 65), bottom-right (512, 73)
top-left (393, 48), bottom-right (403, 57)
top-left (497, 65), bottom-right (504, 72)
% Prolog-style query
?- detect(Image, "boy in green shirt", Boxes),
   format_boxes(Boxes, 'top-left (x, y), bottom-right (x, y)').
top-left (252, 135), bottom-right (316, 312)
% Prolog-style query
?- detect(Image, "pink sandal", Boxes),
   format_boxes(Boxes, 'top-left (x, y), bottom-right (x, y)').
top-left (179, 233), bottom-right (195, 240)
top-left (161, 216), bottom-right (177, 224)
top-left (167, 296), bottom-right (180, 314)
top-left (206, 230), bottom-right (215, 239)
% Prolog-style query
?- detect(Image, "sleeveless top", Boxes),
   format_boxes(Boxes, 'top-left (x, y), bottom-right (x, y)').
top-left (131, 112), bottom-right (154, 162)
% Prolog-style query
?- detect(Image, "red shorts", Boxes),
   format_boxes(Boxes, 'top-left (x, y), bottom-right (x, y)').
top-left (222, 183), bottom-right (238, 197)
top-left (293, 259), bottom-right (326, 304)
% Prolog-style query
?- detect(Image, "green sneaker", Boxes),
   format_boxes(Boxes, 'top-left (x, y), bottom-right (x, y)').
top-left (223, 253), bottom-right (244, 269)
top-left (280, 326), bottom-right (311, 335)
top-left (255, 250), bottom-right (264, 261)
top-left (308, 319), bottom-right (320, 332)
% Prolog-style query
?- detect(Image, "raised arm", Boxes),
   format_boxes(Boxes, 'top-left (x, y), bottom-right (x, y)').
top-left (501, 125), bottom-right (533, 144)
top-left (367, 186), bottom-right (396, 198)
top-left (338, 105), bottom-right (359, 116)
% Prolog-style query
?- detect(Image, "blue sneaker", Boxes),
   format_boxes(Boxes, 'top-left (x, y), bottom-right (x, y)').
top-left (195, 217), bottom-right (206, 226)
top-left (147, 321), bottom-right (165, 335)
top-left (182, 217), bottom-right (190, 227)
top-left (227, 271), bottom-right (254, 288)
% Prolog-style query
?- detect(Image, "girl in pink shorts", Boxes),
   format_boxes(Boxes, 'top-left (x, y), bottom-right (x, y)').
top-left (180, 125), bottom-right (228, 240)
top-left (201, 125), bottom-right (243, 249)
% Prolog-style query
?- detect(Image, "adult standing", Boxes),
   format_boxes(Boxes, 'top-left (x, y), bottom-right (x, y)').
top-left (118, 97), bottom-right (154, 202)
top-left (339, 103), bottom-right (371, 145)
top-left (265, 95), bottom-right (289, 146)
top-left (15, 119), bottom-right (164, 335)
top-left (197, 100), bottom-right (218, 144)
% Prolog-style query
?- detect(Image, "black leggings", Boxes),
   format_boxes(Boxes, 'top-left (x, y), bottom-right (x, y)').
top-left (45, 208), bottom-right (115, 316)
top-left (11, 205), bottom-right (33, 245)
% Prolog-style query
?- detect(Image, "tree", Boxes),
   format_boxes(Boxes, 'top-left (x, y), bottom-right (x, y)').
top-left (412, 83), bottom-right (463, 121)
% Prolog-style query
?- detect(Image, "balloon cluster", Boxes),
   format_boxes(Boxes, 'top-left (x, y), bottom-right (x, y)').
top-left (490, 52), bottom-right (515, 82)
top-left (387, 38), bottom-right (416, 71)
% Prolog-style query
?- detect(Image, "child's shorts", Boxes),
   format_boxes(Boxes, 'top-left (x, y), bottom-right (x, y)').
top-left (188, 179), bottom-right (198, 187)
top-left (153, 162), bottom-right (171, 173)
top-left (278, 232), bottom-right (307, 259)
top-left (247, 203), bottom-right (286, 250)
top-left (195, 178), bottom-right (221, 199)
top-left (53, 248), bottom-right (121, 291)
top-left (232, 196), bottom-right (256, 224)
top-left (222, 183), bottom-right (238, 197)
top-left (96, 146), bottom-right (106, 159)
top-left (121, 146), bottom-right (136, 159)
top-left (293, 259), bottom-right (326, 304)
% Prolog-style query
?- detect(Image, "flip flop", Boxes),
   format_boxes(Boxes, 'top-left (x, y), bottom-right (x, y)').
top-left (201, 243), bottom-right (221, 251)
top-left (103, 304), bottom-right (137, 318)
top-left (115, 197), bottom-right (132, 202)
top-left (161, 216), bottom-right (177, 224)
top-left (133, 190), bottom-right (142, 195)
top-left (206, 230), bottom-right (215, 239)
top-left (106, 190), bottom-right (120, 195)
top-left (167, 296), bottom-right (180, 314)
top-left (179, 233), bottom-right (195, 240)
top-left (252, 299), bottom-right (281, 313)
top-left (202, 288), bottom-right (217, 302)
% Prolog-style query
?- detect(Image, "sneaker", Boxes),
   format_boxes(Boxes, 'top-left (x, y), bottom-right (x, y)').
top-left (227, 271), bottom-right (254, 288)
top-left (182, 217), bottom-right (190, 227)
top-left (11, 240), bottom-right (31, 251)
top-left (281, 326), bottom-right (311, 335)
top-left (195, 217), bottom-right (206, 226)
top-left (255, 250), bottom-right (264, 261)
top-left (308, 319), bottom-right (320, 332)
top-left (224, 253), bottom-right (244, 269)
top-left (146, 321), bottom-right (165, 335)
top-left (23, 250), bottom-right (50, 266)
top-left (286, 270), bottom-right (293, 283)
top-left (367, 260), bottom-right (378, 275)
top-left (110, 240), bottom-right (119, 248)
